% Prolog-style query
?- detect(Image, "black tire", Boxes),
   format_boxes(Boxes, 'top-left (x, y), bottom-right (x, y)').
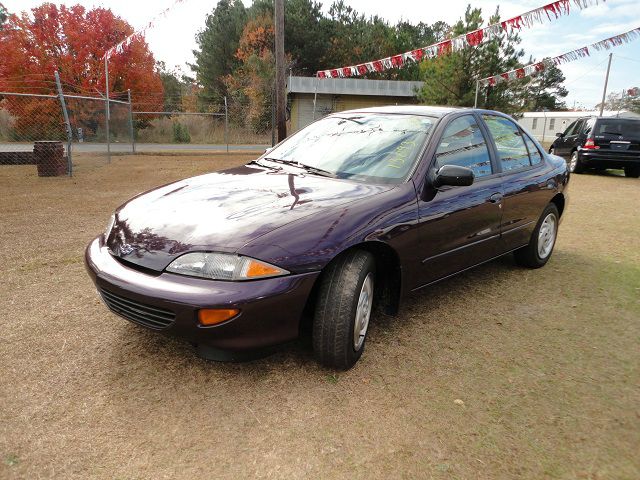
top-left (624, 166), bottom-right (640, 178)
top-left (569, 151), bottom-right (585, 174)
top-left (514, 203), bottom-right (560, 269)
top-left (312, 250), bottom-right (375, 370)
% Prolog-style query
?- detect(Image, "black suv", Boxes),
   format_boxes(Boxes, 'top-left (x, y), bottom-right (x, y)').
top-left (549, 116), bottom-right (640, 178)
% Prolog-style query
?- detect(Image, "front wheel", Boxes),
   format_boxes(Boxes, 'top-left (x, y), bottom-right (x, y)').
top-left (624, 166), bottom-right (640, 178)
top-left (514, 204), bottom-right (560, 269)
top-left (312, 250), bottom-right (375, 370)
top-left (569, 151), bottom-right (585, 174)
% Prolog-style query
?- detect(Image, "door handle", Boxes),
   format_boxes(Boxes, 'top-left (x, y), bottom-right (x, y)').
top-left (489, 193), bottom-right (503, 204)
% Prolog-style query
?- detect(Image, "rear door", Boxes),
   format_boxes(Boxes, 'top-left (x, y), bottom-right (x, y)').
top-left (481, 114), bottom-right (551, 251)
top-left (592, 118), bottom-right (640, 155)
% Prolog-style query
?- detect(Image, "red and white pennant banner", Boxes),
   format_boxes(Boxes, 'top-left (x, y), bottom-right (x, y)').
top-left (480, 27), bottom-right (640, 86)
top-left (103, 0), bottom-right (187, 59)
top-left (316, 0), bottom-right (604, 79)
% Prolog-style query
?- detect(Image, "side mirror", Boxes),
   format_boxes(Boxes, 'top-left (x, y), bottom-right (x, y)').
top-left (556, 132), bottom-right (564, 138)
top-left (433, 165), bottom-right (475, 188)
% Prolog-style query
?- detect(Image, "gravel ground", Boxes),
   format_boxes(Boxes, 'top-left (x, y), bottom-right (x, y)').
top-left (1, 155), bottom-right (639, 479)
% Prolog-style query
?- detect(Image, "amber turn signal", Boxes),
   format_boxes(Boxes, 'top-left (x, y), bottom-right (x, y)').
top-left (198, 308), bottom-right (240, 326)
top-left (245, 259), bottom-right (285, 278)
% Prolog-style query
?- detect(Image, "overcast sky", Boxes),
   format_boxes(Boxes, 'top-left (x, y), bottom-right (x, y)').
top-left (4, 0), bottom-right (639, 109)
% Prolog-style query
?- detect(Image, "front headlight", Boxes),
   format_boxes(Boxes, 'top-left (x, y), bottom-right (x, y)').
top-left (166, 252), bottom-right (289, 281)
top-left (105, 214), bottom-right (115, 239)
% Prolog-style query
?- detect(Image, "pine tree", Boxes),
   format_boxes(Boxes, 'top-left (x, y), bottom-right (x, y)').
top-left (191, 0), bottom-right (247, 105)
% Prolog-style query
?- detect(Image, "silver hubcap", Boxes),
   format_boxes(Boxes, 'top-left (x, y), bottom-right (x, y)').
top-left (538, 213), bottom-right (557, 259)
top-left (353, 273), bottom-right (374, 351)
top-left (569, 153), bottom-right (578, 172)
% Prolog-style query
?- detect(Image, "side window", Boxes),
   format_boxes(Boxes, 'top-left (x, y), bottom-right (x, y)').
top-left (583, 118), bottom-right (595, 136)
top-left (532, 118), bottom-right (538, 130)
top-left (549, 118), bottom-right (556, 131)
top-left (434, 115), bottom-right (493, 178)
top-left (562, 120), bottom-right (576, 136)
top-left (571, 120), bottom-right (585, 136)
top-left (523, 132), bottom-right (542, 165)
top-left (482, 115), bottom-right (531, 171)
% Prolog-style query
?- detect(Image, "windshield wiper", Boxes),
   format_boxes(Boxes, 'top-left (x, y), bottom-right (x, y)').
top-left (263, 157), bottom-right (337, 178)
top-left (249, 158), bottom-right (283, 171)
top-left (296, 163), bottom-right (337, 178)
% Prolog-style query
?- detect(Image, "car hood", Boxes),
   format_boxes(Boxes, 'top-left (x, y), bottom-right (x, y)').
top-left (107, 164), bottom-right (392, 271)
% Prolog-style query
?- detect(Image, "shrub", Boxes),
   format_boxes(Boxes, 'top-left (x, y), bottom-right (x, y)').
top-left (172, 122), bottom-right (191, 143)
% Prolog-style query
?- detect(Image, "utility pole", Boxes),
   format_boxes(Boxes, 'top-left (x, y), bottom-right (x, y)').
top-left (274, 0), bottom-right (286, 142)
top-left (599, 53), bottom-right (612, 117)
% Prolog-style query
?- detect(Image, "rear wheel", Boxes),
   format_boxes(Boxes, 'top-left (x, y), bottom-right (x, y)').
top-left (312, 250), bottom-right (375, 370)
top-left (514, 204), bottom-right (559, 269)
top-left (569, 151), bottom-right (584, 174)
top-left (624, 166), bottom-right (640, 178)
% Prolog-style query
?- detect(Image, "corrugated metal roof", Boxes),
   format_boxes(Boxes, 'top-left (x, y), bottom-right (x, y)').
top-left (288, 76), bottom-right (423, 97)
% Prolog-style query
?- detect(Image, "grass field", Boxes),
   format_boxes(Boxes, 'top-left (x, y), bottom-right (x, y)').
top-left (1, 155), bottom-right (639, 479)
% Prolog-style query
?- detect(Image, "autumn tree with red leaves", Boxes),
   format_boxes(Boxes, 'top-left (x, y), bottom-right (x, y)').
top-left (0, 3), bottom-right (163, 138)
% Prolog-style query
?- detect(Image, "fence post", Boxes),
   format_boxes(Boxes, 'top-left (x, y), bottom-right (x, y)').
top-left (54, 71), bottom-right (73, 177)
top-left (271, 87), bottom-right (276, 147)
top-left (104, 56), bottom-right (111, 163)
top-left (224, 96), bottom-right (229, 154)
top-left (127, 89), bottom-right (136, 154)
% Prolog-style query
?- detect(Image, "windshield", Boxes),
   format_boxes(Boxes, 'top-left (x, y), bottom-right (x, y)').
top-left (263, 113), bottom-right (436, 184)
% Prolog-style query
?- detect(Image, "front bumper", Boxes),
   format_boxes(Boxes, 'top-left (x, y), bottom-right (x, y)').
top-left (85, 237), bottom-right (319, 351)
top-left (579, 149), bottom-right (640, 169)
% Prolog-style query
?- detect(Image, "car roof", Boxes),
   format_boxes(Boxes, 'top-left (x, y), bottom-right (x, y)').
top-left (330, 105), bottom-right (516, 119)
top-left (332, 105), bottom-right (463, 117)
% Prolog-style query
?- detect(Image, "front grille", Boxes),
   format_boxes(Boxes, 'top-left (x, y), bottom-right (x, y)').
top-left (100, 288), bottom-right (175, 330)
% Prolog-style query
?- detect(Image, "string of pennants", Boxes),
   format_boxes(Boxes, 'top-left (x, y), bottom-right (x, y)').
top-left (480, 27), bottom-right (640, 86)
top-left (316, 0), bottom-right (605, 79)
top-left (103, 0), bottom-right (187, 59)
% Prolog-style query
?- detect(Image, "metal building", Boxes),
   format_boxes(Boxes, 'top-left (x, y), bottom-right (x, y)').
top-left (287, 76), bottom-right (423, 133)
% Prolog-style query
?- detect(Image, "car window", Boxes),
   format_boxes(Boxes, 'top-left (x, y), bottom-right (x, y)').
top-left (563, 120), bottom-right (577, 136)
top-left (571, 120), bottom-right (585, 136)
top-left (582, 118), bottom-right (596, 137)
top-left (522, 132), bottom-right (542, 165)
top-left (265, 113), bottom-right (436, 184)
top-left (434, 115), bottom-right (493, 178)
top-left (482, 115), bottom-right (531, 171)
top-left (593, 119), bottom-right (640, 140)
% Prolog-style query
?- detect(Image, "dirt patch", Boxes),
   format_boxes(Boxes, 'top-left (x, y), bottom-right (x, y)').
top-left (1, 158), bottom-right (639, 479)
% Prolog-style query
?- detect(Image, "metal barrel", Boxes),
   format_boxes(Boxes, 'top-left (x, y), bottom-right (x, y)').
top-left (34, 141), bottom-right (67, 177)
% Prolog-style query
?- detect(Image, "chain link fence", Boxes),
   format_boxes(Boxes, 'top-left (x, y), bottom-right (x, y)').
top-left (0, 93), bottom-right (71, 176)
top-left (1, 80), bottom-right (275, 181)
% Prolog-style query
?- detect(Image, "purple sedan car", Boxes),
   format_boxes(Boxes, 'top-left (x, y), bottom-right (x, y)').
top-left (85, 106), bottom-right (569, 369)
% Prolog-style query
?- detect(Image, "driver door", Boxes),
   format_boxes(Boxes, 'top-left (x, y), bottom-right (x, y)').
top-left (413, 114), bottom-right (503, 289)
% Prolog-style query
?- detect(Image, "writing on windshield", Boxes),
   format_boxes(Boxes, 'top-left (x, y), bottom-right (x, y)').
top-left (265, 113), bottom-right (435, 184)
